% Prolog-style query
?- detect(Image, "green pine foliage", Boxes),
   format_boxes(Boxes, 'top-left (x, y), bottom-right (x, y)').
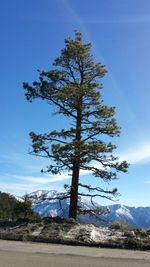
top-left (0, 191), bottom-right (40, 221)
top-left (13, 197), bottom-right (40, 221)
top-left (0, 191), bottom-right (16, 220)
top-left (23, 32), bottom-right (129, 219)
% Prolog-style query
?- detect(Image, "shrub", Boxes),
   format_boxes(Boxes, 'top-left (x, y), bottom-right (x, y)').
top-left (0, 191), bottom-right (16, 220)
top-left (110, 220), bottom-right (133, 231)
top-left (13, 197), bottom-right (41, 221)
top-left (0, 191), bottom-right (41, 221)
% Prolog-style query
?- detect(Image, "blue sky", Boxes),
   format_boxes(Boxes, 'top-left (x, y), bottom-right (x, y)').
top-left (0, 0), bottom-right (150, 206)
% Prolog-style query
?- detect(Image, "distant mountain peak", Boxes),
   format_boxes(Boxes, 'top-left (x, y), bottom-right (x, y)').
top-left (14, 190), bottom-right (150, 229)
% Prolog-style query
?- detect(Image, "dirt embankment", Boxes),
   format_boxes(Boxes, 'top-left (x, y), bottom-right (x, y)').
top-left (0, 218), bottom-right (150, 250)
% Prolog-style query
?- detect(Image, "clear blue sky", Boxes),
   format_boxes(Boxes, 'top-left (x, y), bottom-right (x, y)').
top-left (0, 0), bottom-right (150, 206)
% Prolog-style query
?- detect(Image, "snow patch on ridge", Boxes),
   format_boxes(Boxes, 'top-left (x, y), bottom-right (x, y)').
top-left (116, 205), bottom-right (134, 220)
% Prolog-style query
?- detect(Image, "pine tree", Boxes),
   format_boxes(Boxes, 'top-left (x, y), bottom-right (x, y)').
top-left (23, 32), bottom-right (128, 219)
top-left (0, 191), bottom-right (16, 219)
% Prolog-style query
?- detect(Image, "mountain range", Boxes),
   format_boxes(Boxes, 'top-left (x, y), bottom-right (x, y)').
top-left (17, 190), bottom-right (150, 229)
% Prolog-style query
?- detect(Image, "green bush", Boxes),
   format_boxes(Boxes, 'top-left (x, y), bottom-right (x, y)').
top-left (0, 191), bottom-right (40, 221)
top-left (110, 220), bottom-right (133, 231)
top-left (13, 197), bottom-right (41, 221)
top-left (0, 191), bottom-right (16, 220)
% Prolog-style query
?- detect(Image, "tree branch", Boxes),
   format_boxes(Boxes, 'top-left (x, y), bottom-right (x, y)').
top-left (78, 192), bottom-right (115, 201)
top-left (79, 183), bottom-right (118, 195)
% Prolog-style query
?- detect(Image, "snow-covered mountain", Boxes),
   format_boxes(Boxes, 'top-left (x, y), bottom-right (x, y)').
top-left (17, 190), bottom-right (150, 228)
top-left (25, 190), bottom-right (105, 226)
top-left (105, 204), bottom-right (150, 229)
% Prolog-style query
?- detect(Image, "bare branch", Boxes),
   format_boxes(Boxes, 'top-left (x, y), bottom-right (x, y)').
top-left (36, 193), bottom-right (70, 202)
top-left (78, 192), bottom-right (115, 201)
top-left (79, 183), bottom-right (118, 195)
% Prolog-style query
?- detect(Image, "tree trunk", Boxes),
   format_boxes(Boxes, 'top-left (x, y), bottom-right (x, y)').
top-left (69, 100), bottom-right (82, 219)
top-left (69, 161), bottom-right (80, 219)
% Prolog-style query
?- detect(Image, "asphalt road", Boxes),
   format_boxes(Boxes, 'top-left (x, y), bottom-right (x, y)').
top-left (0, 240), bottom-right (150, 267)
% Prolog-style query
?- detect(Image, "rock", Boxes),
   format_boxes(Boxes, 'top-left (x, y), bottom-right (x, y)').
top-left (0, 219), bottom-right (150, 250)
top-left (123, 231), bottom-right (135, 238)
